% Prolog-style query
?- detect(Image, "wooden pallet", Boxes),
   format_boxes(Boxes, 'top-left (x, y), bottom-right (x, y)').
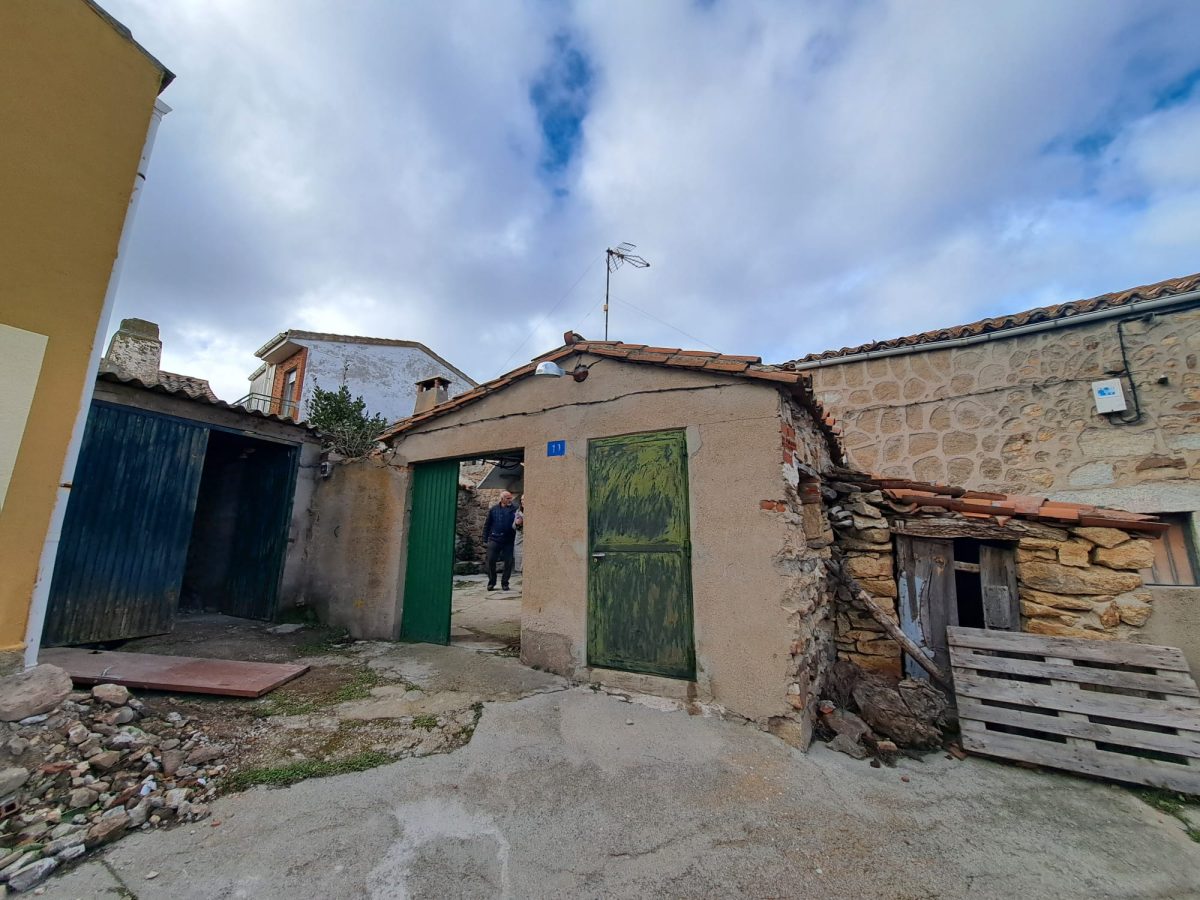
top-left (947, 626), bottom-right (1200, 793)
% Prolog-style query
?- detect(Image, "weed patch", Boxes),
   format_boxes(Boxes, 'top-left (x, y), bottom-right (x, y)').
top-left (1135, 788), bottom-right (1200, 843)
top-left (412, 714), bottom-right (439, 730)
top-left (224, 751), bottom-right (395, 791)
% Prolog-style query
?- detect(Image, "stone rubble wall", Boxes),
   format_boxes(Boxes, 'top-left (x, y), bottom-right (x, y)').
top-left (807, 306), bottom-right (1200, 502)
top-left (1015, 524), bottom-right (1155, 640)
top-left (825, 478), bottom-right (902, 678)
top-left (770, 397), bottom-right (839, 747)
top-left (823, 475), bottom-right (1159, 674)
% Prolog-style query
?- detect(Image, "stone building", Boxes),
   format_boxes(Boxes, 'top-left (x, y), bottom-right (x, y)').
top-left (298, 334), bottom-right (1166, 745)
top-left (786, 273), bottom-right (1200, 663)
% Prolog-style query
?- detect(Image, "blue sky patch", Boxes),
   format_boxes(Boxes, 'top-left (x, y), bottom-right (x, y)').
top-left (529, 32), bottom-right (594, 177)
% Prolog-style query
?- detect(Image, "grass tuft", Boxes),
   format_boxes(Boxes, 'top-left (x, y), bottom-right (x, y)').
top-left (412, 714), bottom-right (439, 730)
top-left (224, 750), bottom-right (394, 791)
top-left (1134, 788), bottom-right (1200, 843)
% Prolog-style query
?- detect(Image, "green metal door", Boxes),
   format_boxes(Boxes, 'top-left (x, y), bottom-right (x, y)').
top-left (43, 403), bottom-right (209, 645)
top-left (400, 459), bottom-right (459, 644)
top-left (588, 430), bottom-right (695, 679)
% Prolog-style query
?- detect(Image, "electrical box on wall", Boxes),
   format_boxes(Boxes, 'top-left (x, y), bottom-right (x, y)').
top-left (1092, 378), bottom-right (1128, 414)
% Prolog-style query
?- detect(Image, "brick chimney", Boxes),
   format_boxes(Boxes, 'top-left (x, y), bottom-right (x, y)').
top-left (104, 318), bottom-right (162, 383)
top-left (414, 375), bottom-right (451, 415)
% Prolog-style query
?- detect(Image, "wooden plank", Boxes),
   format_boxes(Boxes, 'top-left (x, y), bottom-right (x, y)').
top-left (952, 561), bottom-right (981, 573)
top-left (951, 648), bottom-right (1200, 698)
top-left (892, 519), bottom-right (1020, 541)
top-left (979, 544), bottom-right (1020, 631)
top-left (42, 647), bottom-right (308, 698)
top-left (960, 726), bottom-right (1200, 794)
top-left (952, 670), bottom-right (1200, 732)
top-left (956, 698), bottom-right (1200, 757)
top-left (948, 626), bottom-right (1192, 672)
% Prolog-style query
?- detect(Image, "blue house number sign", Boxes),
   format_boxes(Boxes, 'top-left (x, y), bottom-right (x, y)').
top-left (547, 440), bottom-right (566, 457)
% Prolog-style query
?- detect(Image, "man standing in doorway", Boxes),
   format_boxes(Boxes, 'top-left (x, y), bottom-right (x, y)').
top-left (484, 491), bottom-right (518, 591)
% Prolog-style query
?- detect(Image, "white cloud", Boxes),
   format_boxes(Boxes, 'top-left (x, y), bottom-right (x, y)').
top-left (102, 0), bottom-right (1200, 400)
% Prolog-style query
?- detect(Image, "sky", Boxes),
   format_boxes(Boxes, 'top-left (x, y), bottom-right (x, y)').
top-left (103, 0), bottom-right (1200, 402)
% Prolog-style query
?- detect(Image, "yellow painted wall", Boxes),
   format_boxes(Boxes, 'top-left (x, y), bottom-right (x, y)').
top-left (0, 1), bottom-right (167, 670)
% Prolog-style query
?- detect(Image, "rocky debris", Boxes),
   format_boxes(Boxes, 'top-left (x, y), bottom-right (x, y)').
top-left (0, 685), bottom-right (228, 890)
top-left (6, 857), bottom-right (58, 892)
top-left (90, 684), bottom-right (130, 706)
top-left (821, 660), bottom-right (950, 753)
top-left (0, 666), bottom-right (73, 723)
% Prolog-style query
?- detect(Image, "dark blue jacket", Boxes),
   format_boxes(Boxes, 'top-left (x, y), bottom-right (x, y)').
top-left (484, 504), bottom-right (519, 546)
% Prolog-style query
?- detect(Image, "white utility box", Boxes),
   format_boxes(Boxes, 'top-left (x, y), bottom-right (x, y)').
top-left (1091, 378), bottom-right (1128, 414)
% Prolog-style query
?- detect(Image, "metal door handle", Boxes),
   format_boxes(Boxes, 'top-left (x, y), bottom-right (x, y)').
top-left (591, 552), bottom-right (606, 559)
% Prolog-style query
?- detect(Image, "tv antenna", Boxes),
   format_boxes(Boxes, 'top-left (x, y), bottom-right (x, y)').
top-left (604, 242), bottom-right (649, 340)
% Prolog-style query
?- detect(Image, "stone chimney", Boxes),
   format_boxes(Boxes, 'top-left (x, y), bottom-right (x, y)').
top-left (414, 375), bottom-right (451, 415)
top-left (104, 318), bottom-right (162, 383)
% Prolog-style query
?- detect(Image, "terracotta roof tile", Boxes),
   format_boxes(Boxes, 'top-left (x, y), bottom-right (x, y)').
top-left (786, 272), bottom-right (1200, 365)
top-left (376, 336), bottom-right (844, 464)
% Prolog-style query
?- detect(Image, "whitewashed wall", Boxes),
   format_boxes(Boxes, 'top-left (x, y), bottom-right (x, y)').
top-left (297, 339), bottom-right (474, 423)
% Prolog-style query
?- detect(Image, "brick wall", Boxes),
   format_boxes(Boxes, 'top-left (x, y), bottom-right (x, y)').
top-left (271, 347), bottom-right (307, 418)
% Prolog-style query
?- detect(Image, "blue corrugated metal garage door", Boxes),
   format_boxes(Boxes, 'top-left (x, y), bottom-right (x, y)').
top-left (43, 403), bottom-right (209, 645)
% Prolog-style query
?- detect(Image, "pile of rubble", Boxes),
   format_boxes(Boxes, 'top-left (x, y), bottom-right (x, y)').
top-left (817, 660), bottom-right (955, 760)
top-left (0, 665), bottom-right (226, 893)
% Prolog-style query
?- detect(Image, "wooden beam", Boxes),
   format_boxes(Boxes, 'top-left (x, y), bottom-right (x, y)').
top-left (827, 559), bottom-right (953, 691)
top-left (891, 519), bottom-right (1020, 541)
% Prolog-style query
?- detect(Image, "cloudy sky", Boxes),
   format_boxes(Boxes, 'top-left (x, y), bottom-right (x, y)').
top-left (104, 0), bottom-right (1200, 401)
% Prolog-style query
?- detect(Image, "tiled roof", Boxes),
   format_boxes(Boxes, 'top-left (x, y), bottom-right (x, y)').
top-left (377, 334), bottom-right (844, 461)
top-left (254, 330), bottom-right (478, 386)
top-left (786, 272), bottom-right (1200, 365)
top-left (157, 371), bottom-right (219, 403)
top-left (97, 371), bottom-right (318, 434)
top-left (843, 472), bottom-right (1167, 535)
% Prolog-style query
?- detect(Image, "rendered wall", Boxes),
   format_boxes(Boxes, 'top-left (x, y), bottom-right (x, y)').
top-left (302, 458), bottom-right (410, 638)
top-left (0, 1), bottom-right (165, 670)
top-left (297, 340), bottom-right (475, 423)
top-left (808, 306), bottom-right (1200, 515)
top-left (384, 356), bottom-right (832, 725)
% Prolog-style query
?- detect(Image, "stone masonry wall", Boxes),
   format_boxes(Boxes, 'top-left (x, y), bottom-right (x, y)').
top-left (768, 397), bottom-right (838, 747)
top-left (824, 475), bottom-right (1159, 676)
top-left (807, 306), bottom-right (1200, 513)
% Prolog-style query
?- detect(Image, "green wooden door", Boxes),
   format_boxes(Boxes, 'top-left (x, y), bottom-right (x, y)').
top-left (400, 459), bottom-right (459, 644)
top-left (588, 430), bottom-right (695, 679)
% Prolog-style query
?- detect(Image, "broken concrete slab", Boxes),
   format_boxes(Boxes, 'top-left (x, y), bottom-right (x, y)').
top-left (362, 642), bottom-right (567, 702)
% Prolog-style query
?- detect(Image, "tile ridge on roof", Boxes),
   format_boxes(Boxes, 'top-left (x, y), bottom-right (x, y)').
top-left (784, 271), bottom-right (1200, 365)
top-left (375, 337), bottom-right (837, 452)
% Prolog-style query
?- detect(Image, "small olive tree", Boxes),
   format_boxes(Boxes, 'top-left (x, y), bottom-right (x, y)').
top-left (307, 383), bottom-right (389, 459)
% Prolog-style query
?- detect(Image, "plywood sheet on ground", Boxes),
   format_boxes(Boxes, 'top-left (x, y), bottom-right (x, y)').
top-left (948, 626), bottom-right (1200, 793)
top-left (41, 647), bottom-right (308, 698)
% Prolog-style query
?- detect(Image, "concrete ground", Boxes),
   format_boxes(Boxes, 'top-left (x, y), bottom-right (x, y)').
top-left (451, 574), bottom-right (522, 651)
top-left (44, 645), bottom-right (1200, 900)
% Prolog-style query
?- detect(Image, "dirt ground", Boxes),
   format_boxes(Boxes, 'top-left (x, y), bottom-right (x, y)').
top-left (116, 616), bottom-right (491, 788)
top-left (451, 574), bottom-right (522, 652)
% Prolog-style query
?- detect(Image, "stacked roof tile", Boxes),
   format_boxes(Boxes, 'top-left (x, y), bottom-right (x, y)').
top-left (839, 472), bottom-right (1167, 534)
top-left (786, 272), bottom-right (1200, 365)
top-left (377, 335), bottom-right (843, 460)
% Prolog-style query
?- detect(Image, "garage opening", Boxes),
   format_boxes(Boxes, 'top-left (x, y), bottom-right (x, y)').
top-left (450, 455), bottom-right (524, 653)
top-left (180, 430), bottom-right (299, 620)
top-left (398, 450), bottom-right (525, 650)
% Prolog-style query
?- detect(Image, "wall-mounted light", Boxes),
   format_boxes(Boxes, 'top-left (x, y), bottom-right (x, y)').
top-left (535, 361), bottom-right (590, 382)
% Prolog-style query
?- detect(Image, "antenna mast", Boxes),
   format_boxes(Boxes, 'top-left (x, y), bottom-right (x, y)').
top-left (604, 243), bottom-right (649, 340)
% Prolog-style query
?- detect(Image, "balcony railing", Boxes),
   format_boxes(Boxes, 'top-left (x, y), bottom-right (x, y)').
top-left (234, 392), bottom-right (299, 419)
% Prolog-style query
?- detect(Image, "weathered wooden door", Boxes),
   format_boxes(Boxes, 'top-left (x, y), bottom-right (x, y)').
top-left (43, 403), bottom-right (209, 645)
top-left (400, 459), bottom-right (459, 644)
top-left (897, 536), bottom-right (1020, 677)
top-left (979, 544), bottom-right (1020, 631)
top-left (587, 430), bottom-right (695, 679)
top-left (896, 536), bottom-right (957, 678)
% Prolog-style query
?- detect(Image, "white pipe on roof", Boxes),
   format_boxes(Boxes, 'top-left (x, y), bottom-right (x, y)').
top-left (23, 99), bottom-right (171, 669)
top-left (789, 289), bottom-right (1200, 370)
